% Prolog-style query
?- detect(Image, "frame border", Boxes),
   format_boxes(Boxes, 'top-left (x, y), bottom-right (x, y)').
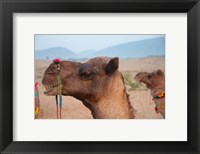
top-left (0, 0), bottom-right (200, 153)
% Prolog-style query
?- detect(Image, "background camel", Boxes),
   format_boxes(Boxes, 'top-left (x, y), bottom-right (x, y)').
top-left (42, 57), bottom-right (135, 119)
top-left (134, 69), bottom-right (165, 118)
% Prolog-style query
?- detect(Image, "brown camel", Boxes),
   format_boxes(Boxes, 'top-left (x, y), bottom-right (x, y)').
top-left (42, 57), bottom-right (135, 119)
top-left (134, 69), bottom-right (165, 118)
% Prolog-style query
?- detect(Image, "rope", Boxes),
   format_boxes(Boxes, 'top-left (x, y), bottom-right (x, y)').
top-left (53, 59), bottom-right (62, 119)
top-left (56, 75), bottom-right (62, 119)
top-left (57, 75), bottom-right (62, 96)
top-left (56, 95), bottom-right (58, 119)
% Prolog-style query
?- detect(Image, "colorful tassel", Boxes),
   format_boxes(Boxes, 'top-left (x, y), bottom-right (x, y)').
top-left (34, 82), bottom-right (40, 116)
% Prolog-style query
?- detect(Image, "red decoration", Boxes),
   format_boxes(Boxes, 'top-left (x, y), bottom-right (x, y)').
top-left (53, 58), bottom-right (60, 64)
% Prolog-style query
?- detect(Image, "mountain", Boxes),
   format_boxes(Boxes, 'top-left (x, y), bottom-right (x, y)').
top-left (35, 47), bottom-right (77, 60)
top-left (35, 37), bottom-right (165, 60)
top-left (95, 37), bottom-right (165, 58)
top-left (77, 49), bottom-right (97, 58)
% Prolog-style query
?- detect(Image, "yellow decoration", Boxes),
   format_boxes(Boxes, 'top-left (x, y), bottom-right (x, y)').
top-left (35, 107), bottom-right (40, 115)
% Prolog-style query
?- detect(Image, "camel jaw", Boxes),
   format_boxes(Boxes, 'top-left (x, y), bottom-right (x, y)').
top-left (43, 84), bottom-right (58, 95)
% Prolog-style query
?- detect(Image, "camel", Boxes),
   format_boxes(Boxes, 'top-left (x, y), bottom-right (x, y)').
top-left (42, 57), bottom-right (135, 119)
top-left (134, 69), bottom-right (165, 118)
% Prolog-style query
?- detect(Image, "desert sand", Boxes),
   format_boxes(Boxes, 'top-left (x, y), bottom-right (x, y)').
top-left (35, 57), bottom-right (164, 119)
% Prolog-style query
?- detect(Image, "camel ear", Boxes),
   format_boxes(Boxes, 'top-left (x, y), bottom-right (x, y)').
top-left (106, 57), bottom-right (119, 75)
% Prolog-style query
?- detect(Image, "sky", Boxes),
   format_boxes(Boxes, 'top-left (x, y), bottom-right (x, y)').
top-left (35, 34), bottom-right (164, 53)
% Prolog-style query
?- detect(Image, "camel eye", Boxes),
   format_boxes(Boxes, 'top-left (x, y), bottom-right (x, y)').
top-left (79, 63), bottom-right (95, 80)
top-left (80, 71), bottom-right (94, 80)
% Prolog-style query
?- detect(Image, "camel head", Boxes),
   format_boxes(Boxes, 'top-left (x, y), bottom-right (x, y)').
top-left (42, 57), bottom-right (119, 102)
top-left (134, 69), bottom-right (165, 90)
top-left (42, 57), bottom-right (135, 119)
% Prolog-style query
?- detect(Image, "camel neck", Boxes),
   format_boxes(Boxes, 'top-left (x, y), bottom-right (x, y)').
top-left (91, 75), bottom-right (134, 119)
top-left (93, 94), bottom-right (134, 119)
top-left (151, 86), bottom-right (165, 96)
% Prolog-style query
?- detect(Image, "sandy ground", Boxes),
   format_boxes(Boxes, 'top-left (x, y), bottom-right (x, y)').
top-left (35, 57), bottom-right (164, 119)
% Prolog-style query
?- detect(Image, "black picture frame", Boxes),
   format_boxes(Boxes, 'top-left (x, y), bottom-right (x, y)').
top-left (0, 0), bottom-right (200, 153)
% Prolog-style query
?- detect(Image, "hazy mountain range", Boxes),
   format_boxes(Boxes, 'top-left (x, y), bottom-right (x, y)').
top-left (35, 37), bottom-right (165, 60)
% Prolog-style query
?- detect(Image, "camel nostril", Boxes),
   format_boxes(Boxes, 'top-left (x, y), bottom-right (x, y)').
top-left (147, 73), bottom-right (152, 79)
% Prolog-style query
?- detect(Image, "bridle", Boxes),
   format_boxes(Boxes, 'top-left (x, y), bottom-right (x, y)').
top-left (53, 58), bottom-right (63, 119)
